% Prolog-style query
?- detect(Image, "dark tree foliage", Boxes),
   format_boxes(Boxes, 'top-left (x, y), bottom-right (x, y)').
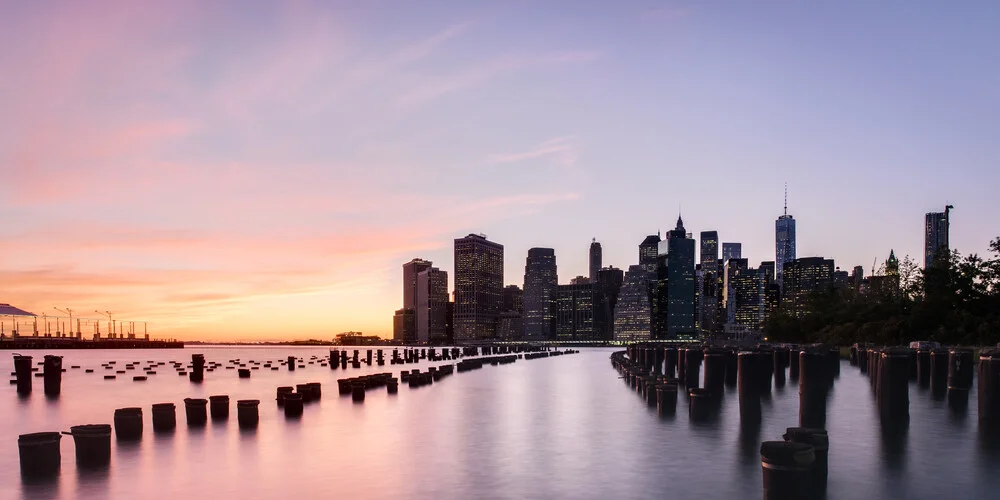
top-left (764, 236), bottom-right (1000, 345)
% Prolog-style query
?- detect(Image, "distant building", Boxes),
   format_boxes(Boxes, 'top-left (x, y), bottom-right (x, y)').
top-left (833, 268), bottom-right (850, 288)
top-left (335, 332), bottom-right (382, 346)
top-left (393, 308), bottom-right (415, 343)
top-left (775, 188), bottom-right (796, 287)
top-left (722, 242), bottom-right (742, 263)
top-left (570, 275), bottom-right (591, 285)
top-left (402, 259), bottom-right (433, 310)
top-left (614, 265), bottom-right (653, 341)
top-left (924, 205), bottom-right (953, 268)
top-left (595, 266), bottom-right (625, 340)
top-left (556, 283), bottom-right (597, 340)
top-left (781, 257), bottom-right (835, 318)
top-left (868, 250), bottom-right (901, 298)
top-left (850, 266), bottom-right (865, 291)
top-left (759, 261), bottom-right (776, 287)
top-left (503, 285), bottom-right (524, 314)
top-left (454, 234), bottom-right (504, 341)
top-left (523, 247), bottom-right (558, 339)
top-left (699, 231), bottom-right (719, 334)
top-left (664, 215), bottom-right (696, 337)
top-left (589, 239), bottom-right (602, 282)
top-left (415, 267), bottom-right (449, 344)
top-left (640, 234), bottom-right (662, 277)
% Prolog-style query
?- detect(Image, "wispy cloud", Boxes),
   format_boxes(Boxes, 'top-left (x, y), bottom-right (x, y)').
top-left (397, 50), bottom-right (603, 107)
top-left (489, 136), bottom-right (579, 167)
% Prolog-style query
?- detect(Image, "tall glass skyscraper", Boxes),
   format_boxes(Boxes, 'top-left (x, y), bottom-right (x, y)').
top-left (664, 216), bottom-right (696, 337)
top-left (589, 239), bottom-right (602, 282)
top-left (924, 205), bottom-right (953, 268)
top-left (523, 247), bottom-right (558, 340)
top-left (453, 234), bottom-right (504, 341)
top-left (775, 191), bottom-right (796, 288)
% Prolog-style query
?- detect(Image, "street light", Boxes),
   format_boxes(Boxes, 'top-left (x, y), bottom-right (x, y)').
top-left (95, 311), bottom-right (114, 338)
top-left (54, 307), bottom-right (73, 338)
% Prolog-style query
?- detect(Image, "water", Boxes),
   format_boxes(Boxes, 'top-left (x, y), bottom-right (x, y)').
top-left (3, 347), bottom-right (999, 499)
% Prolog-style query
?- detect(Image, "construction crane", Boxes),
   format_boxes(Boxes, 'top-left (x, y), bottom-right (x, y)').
top-left (53, 307), bottom-right (74, 337)
top-left (95, 310), bottom-right (114, 338)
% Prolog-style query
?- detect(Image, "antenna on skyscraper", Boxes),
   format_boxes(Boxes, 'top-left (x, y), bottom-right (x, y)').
top-left (784, 183), bottom-right (788, 216)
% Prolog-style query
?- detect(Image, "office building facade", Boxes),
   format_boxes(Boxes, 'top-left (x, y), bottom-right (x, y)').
top-left (523, 247), bottom-right (558, 339)
top-left (453, 234), bottom-right (504, 341)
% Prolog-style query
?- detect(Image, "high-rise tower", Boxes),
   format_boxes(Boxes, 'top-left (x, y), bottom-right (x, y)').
top-left (699, 231), bottom-right (719, 334)
top-left (775, 185), bottom-right (797, 288)
top-left (664, 215), bottom-right (696, 337)
top-left (924, 205), bottom-right (953, 268)
top-left (523, 247), bottom-right (558, 339)
top-left (453, 234), bottom-right (504, 341)
top-left (589, 239), bottom-right (602, 282)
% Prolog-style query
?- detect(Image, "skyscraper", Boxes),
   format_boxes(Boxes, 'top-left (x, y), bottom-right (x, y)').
top-left (924, 205), bottom-right (953, 268)
top-left (639, 234), bottom-right (661, 277)
top-left (614, 265), bottom-right (652, 341)
top-left (595, 266), bottom-right (625, 340)
top-left (775, 188), bottom-right (796, 287)
top-left (393, 308), bottom-right (415, 343)
top-left (453, 234), bottom-right (504, 341)
top-left (722, 243), bottom-right (742, 263)
top-left (415, 267), bottom-right (449, 344)
top-left (523, 247), bottom-right (558, 339)
top-left (781, 257), bottom-right (835, 318)
top-left (556, 282), bottom-right (597, 340)
top-left (589, 239), bottom-right (602, 282)
top-left (699, 231), bottom-right (719, 334)
top-left (664, 215), bottom-right (696, 337)
top-left (402, 259), bottom-right (432, 310)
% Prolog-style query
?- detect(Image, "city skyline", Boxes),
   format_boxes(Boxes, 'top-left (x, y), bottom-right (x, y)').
top-left (2, 1), bottom-right (997, 340)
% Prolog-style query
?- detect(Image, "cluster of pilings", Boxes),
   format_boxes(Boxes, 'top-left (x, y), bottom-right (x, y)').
top-left (274, 382), bottom-right (322, 416)
top-left (853, 343), bottom-right (1000, 431)
top-left (336, 373), bottom-right (397, 402)
top-left (17, 395), bottom-right (261, 478)
top-left (760, 428), bottom-right (829, 500)
top-left (11, 354), bottom-right (64, 396)
top-left (613, 343), bottom-right (840, 499)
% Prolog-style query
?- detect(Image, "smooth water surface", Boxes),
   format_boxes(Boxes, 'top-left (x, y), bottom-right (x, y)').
top-left (3, 347), bottom-right (999, 499)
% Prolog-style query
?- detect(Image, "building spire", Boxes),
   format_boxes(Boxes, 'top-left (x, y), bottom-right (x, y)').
top-left (784, 183), bottom-right (788, 216)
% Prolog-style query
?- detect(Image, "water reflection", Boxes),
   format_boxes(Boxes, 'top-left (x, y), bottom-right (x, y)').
top-left (879, 417), bottom-right (908, 472)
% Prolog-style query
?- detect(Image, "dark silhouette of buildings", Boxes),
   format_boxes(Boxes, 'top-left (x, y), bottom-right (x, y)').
top-left (924, 205), bottom-right (953, 268)
top-left (523, 247), bottom-right (558, 339)
top-left (453, 234), bottom-right (504, 341)
top-left (589, 239), bottom-right (602, 282)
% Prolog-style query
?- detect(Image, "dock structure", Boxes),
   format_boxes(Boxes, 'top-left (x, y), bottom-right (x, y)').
top-left (0, 303), bottom-right (180, 349)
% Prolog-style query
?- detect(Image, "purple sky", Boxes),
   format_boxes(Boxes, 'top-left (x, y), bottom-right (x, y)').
top-left (1, 1), bottom-right (997, 339)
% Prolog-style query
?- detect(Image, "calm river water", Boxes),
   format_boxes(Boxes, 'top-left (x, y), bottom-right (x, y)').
top-left (3, 347), bottom-right (998, 499)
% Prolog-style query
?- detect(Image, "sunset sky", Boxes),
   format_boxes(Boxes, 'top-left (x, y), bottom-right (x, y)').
top-left (2, 1), bottom-right (997, 341)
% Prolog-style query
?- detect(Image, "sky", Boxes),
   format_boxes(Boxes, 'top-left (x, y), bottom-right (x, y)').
top-left (1, 0), bottom-right (998, 341)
